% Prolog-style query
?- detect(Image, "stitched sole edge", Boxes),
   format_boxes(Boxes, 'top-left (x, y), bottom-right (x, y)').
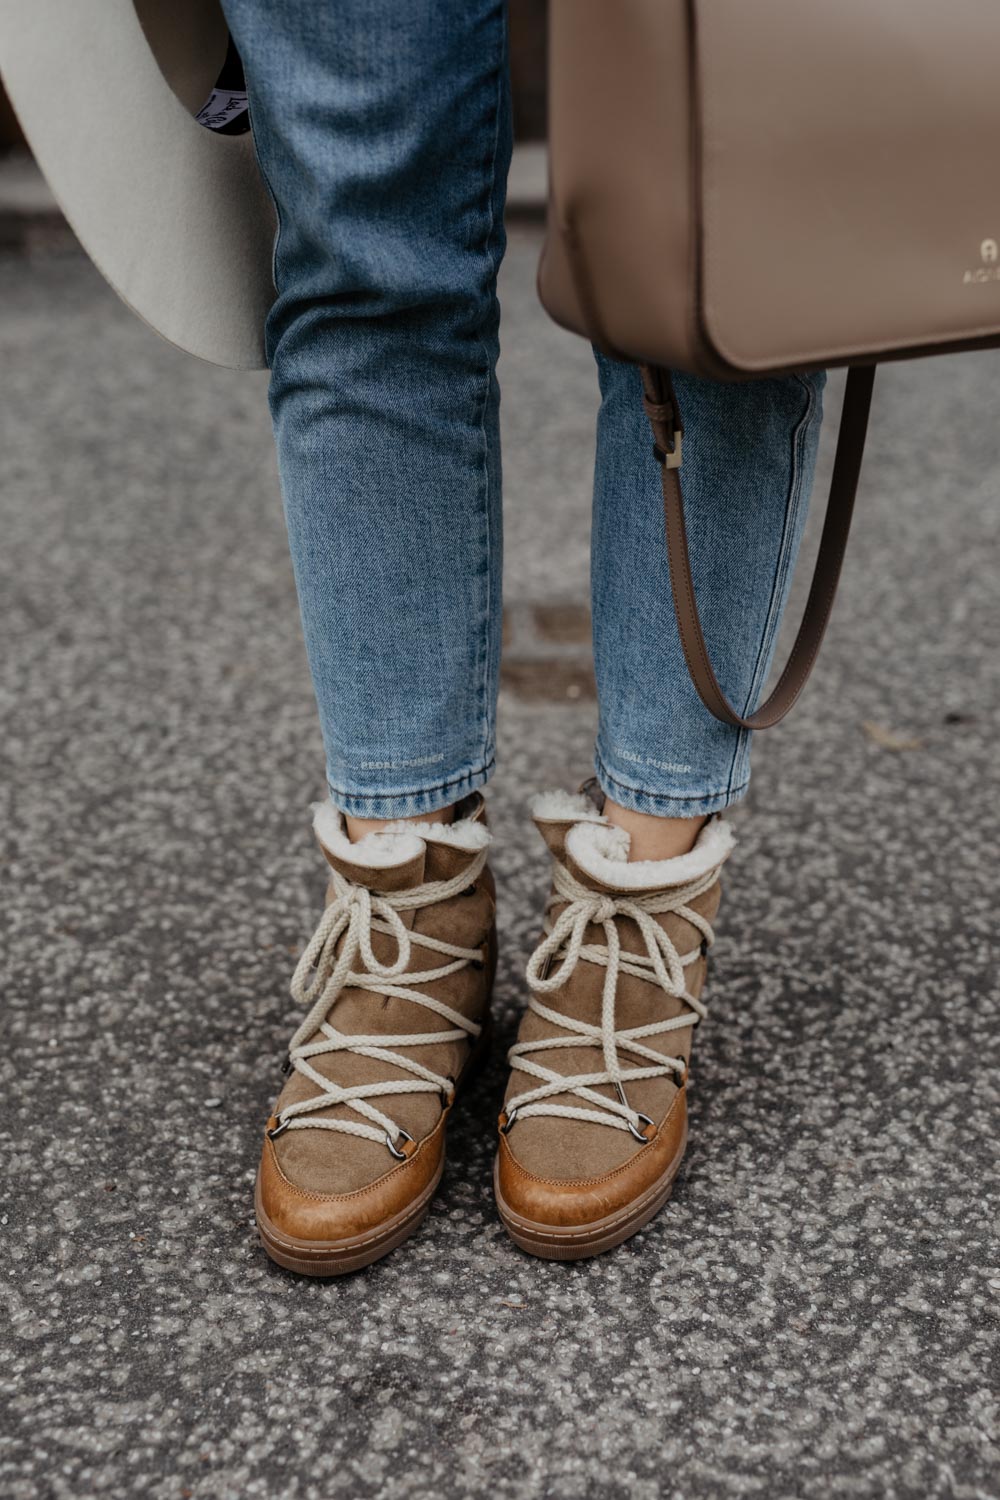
top-left (255, 1012), bottom-right (494, 1277)
top-left (255, 1158), bottom-right (444, 1277)
top-left (492, 1132), bottom-right (687, 1262)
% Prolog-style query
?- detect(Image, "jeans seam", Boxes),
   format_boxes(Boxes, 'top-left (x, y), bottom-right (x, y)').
top-left (472, 5), bottom-right (507, 778)
top-left (245, 101), bottom-right (281, 363)
top-left (724, 373), bottom-right (819, 799)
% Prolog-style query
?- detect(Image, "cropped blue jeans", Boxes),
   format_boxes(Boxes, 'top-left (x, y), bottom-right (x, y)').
top-left (222, 0), bottom-right (826, 820)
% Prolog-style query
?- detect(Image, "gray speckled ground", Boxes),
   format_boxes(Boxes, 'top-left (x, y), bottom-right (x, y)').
top-left (1, 236), bottom-right (999, 1500)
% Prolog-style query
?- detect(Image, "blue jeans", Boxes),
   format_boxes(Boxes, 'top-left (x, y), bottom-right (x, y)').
top-left (222, 0), bottom-right (826, 820)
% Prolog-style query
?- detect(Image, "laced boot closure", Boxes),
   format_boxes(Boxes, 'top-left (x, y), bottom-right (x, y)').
top-left (273, 843), bottom-right (488, 1155)
top-left (494, 789), bottom-right (734, 1262)
top-left (255, 792), bottom-right (496, 1276)
top-left (505, 856), bottom-right (718, 1140)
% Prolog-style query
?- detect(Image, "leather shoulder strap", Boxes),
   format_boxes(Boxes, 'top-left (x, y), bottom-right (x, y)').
top-left (641, 363), bottom-right (876, 730)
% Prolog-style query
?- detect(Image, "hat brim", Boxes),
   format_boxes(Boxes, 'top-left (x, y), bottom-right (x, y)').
top-left (0, 0), bottom-right (276, 369)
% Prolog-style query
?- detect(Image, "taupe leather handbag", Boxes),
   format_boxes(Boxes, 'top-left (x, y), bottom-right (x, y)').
top-left (539, 0), bottom-right (1000, 726)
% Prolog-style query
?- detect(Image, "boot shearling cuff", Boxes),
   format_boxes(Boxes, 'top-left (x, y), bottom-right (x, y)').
top-left (530, 790), bottom-right (605, 823)
top-left (565, 816), bottom-right (735, 890)
top-left (312, 800), bottom-right (491, 869)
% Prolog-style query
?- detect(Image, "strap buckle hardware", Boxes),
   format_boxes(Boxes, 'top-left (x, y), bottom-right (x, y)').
top-left (652, 430), bottom-right (683, 470)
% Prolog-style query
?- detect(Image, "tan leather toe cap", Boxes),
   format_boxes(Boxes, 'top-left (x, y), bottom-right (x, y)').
top-left (257, 1115), bottom-right (446, 1244)
top-left (495, 1091), bottom-right (687, 1228)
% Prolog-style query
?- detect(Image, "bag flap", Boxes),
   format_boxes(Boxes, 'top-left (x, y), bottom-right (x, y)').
top-left (693, 0), bottom-right (1000, 371)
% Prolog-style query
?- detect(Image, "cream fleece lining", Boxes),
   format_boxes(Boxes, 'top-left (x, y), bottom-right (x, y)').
top-left (530, 790), bottom-right (606, 824)
top-left (312, 800), bottom-right (491, 869)
top-left (565, 815), bottom-right (735, 890)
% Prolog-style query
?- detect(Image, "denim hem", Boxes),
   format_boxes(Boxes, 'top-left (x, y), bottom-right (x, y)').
top-left (327, 758), bottom-right (495, 820)
top-left (594, 753), bottom-right (748, 819)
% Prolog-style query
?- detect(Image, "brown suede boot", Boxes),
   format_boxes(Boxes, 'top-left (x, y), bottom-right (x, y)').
top-left (495, 787), bottom-right (733, 1260)
top-left (256, 792), bottom-right (496, 1275)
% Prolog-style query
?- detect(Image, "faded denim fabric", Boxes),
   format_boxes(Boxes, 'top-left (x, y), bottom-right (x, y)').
top-left (223, 0), bottom-right (826, 819)
top-left (592, 357), bottom-right (825, 815)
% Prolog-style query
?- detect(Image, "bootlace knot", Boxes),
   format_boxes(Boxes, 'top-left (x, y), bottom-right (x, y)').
top-left (299, 879), bottom-right (411, 1003)
top-left (591, 895), bottom-right (618, 925)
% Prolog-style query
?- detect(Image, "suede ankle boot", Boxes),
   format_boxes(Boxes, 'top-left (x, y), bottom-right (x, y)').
top-left (256, 792), bottom-right (496, 1275)
top-left (495, 787), bottom-right (733, 1260)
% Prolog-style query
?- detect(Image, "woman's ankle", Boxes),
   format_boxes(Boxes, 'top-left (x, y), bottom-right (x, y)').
top-left (345, 803), bottom-right (455, 843)
top-left (603, 797), bottom-right (707, 862)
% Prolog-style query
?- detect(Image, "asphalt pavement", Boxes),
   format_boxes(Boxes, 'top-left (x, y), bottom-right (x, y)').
top-left (1, 232), bottom-right (998, 1500)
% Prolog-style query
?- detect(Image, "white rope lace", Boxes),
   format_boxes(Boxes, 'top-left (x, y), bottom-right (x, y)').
top-left (270, 847), bottom-right (488, 1154)
top-left (505, 857), bottom-right (721, 1138)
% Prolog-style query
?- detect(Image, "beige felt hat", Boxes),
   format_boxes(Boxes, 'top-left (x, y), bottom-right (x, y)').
top-left (0, 0), bottom-right (276, 369)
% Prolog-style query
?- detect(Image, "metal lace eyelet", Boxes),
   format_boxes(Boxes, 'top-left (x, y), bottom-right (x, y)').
top-left (267, 1117), bottom-right (290, 1140)
top-left (627, 1112), bottom-right (656, 1145)
top-left (280, 1054), bottom-right (292, 1076)
top-left (499, 1106), bottom-right (518, 1135)
top-left (385, 1128), bottom-right (415, 1161)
